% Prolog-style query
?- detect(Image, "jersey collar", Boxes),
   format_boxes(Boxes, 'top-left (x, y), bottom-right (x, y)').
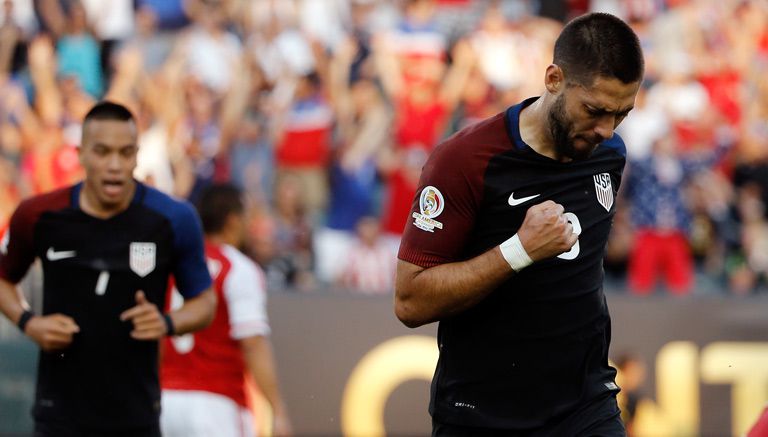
top-left (504, 96), bottom-right (539, 152)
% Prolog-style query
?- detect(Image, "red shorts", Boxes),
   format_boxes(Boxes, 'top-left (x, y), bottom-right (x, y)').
top-left (628, 229), bottom-right (692, 295)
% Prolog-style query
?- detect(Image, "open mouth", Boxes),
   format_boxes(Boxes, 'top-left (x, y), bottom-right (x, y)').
top-left (102, 179), bottom-right (125, 197)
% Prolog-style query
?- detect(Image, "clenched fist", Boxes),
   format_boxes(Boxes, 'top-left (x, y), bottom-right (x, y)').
top-left (516, 201), bottom-right (579, 262)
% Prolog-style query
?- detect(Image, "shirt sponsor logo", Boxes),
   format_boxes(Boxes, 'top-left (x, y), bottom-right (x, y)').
top-left (593, 173), bottom-right (614, 212)
top-left (130, 242), bottom-right (156, 277)
top-left (508, 192), bottom-right (540, 206)
top-left (604, 381), bottom-right (619, 391)
top-left (46, 247), bottom-right (76, 261)
top-left (413, 186), bottom-right (445, 232)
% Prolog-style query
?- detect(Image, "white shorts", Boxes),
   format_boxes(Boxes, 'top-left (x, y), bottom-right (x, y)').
top-left (161, 389), bottom-right (256, 437)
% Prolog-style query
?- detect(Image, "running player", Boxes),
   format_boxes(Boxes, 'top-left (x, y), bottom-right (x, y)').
top-left (0, 101), bottom-right (216, 437)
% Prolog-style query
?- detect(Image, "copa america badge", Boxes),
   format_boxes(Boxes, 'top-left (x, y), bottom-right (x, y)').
top-left (412, 186), bottom-right (445, 232)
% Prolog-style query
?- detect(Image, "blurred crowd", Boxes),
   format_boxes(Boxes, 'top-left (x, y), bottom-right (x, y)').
top-left (0, 0), bottom-right (766, 296)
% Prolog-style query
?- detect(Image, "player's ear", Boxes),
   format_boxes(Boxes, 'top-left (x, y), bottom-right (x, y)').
top-left (224, 211), bottom-right (241, 232)
top-left (545, 64), bottom-right (564, 95)
top-left (79, 123), bottom-right (89, 163)
top-left (77, 142), bottom-right (86, 164)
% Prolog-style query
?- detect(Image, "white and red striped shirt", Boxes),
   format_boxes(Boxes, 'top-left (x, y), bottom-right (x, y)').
top-left (340, 240), bottom-right (396, 295)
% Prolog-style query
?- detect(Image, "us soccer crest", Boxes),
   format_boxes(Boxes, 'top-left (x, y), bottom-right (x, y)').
top-left (412, 185), bottom-right (445, 232)
top-left (130, 242), bottom-right (156, 277)
top-left (593, 173), bottom-right (614, 212)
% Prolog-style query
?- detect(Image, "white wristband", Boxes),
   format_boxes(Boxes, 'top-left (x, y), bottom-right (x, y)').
top-left (500, 233), bottom-right (533, 272)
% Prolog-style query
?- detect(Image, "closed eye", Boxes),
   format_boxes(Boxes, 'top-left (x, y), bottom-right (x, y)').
top-left (585, 105), bottom-right (633, 120)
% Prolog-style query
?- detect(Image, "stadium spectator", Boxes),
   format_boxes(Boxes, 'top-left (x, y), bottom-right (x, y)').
top-left (0, 0), bottom-right (29, 77)
top-left (468, 3), bottom-right (531, 99)
top-left (338, 216), bottom-right (396, 294)
top-left (135, 0), bottom-right (188, 31)
top-left (724, 183), bottom-right (768, 295)
top-left (162, 183), bottom-right (292, 437)
top-left (245, 0), bottom-right (317, 87)
top-left (272, 71), bottom-right (334, 220)
top-left (373, 32), bottom-right (475, 238)
top-left (22, 35), bottom-right (90, 195)
top-left (315, 35), bottom-right (391, 284)
top-left (80, 0), bottom-right (134, 81)
top-left (174, 0), bottom-right (242, 96)
top-left (262, 173), bottom-right (316, 291)
top-left (0, 156), bottom-right (20, 236)
top-left (0, 101), bottom-right (216, 436)
top-left (53, 0), bottom-right (104, 99)
top-left (624, 135), bottom-right (731, 295)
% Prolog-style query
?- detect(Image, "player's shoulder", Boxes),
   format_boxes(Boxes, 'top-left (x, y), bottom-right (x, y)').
top-left (220, 244), bottom-right (263, 279)
top-left (429, 112), bottom-right (511, 167)
top-left (14, 185), bottom-right (73, 221)
top-left (438, 112), bottom-right (509, 152)
top-left (140, 183), bottom-right (198, 225)
top-left (597, 132), bottom-right (627, 158)
top-left (219, 244), bottom-right (267, 297)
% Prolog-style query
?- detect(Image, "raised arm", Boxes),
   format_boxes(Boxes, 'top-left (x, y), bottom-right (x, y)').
top-left (28, 36), bottom-right (63, 126)
top-left (371, 32), bottom-right (404, 101)
top-left (438, 38), bottom-right (476, 110)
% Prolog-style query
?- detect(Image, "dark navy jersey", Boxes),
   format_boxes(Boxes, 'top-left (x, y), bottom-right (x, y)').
top-left (398, 98), bottom-right (625, 430)
top-left (0, 181), bottom-right (211, 431)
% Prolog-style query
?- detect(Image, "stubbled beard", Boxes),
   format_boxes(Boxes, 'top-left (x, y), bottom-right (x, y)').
top-left (548, 94), bottom-right (593, 161)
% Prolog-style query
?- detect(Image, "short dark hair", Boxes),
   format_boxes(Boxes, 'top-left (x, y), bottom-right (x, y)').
top-left (197, 183), bottom-right (245, 234)
top-left (83, 101), bottom-right (135, 124)
top-left (553, 12), bottom-right (644, 87)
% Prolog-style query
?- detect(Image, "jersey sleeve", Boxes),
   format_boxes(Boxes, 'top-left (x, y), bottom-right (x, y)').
top-left (397, 137), bottom-right (486, 268)
top-left (0, 200), bottom-right (39, 284)
top-left (171, 202), bottom-right (213, 298)
top-left (222, 249), bottom-right (271, 340)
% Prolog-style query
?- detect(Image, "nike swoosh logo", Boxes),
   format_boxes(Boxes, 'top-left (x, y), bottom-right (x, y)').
top-left (46, 247), bottom-right (76, 261)
top-left (508, 192), bottom-right (541, 206)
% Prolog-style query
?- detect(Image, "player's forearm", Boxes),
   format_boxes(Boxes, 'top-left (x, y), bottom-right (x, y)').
top-left (241, 336), bottom-right (289, 415)
top-left (0, 278), bottom-right (27, 325)
top-left (169, 289), bottom-right (216, 335)
top-left (394, 247), bottom-right (514, 328)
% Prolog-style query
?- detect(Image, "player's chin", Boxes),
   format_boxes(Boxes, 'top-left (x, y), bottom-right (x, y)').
top-left (96, 189), bottom-right (127, 208)
top-left (569, 138), bottom-right (599, 160)
top-left (561, 143), bottom-right (592, 161)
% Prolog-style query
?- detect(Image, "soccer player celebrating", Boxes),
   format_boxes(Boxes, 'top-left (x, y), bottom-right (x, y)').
top-left (0, 101), bottom-right (216, 437)
top-left (161, 184), bottom-right (292, 437)
top-left (395, 13), bottom-right (644, 435)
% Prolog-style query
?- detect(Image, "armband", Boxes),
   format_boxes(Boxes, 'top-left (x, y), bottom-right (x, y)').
top-left (499, 233), bottom-right (533, 272)
top-left (163, 313), bottom-right (176, 336)
top-left (17, 310), bottom-right (34, 333)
